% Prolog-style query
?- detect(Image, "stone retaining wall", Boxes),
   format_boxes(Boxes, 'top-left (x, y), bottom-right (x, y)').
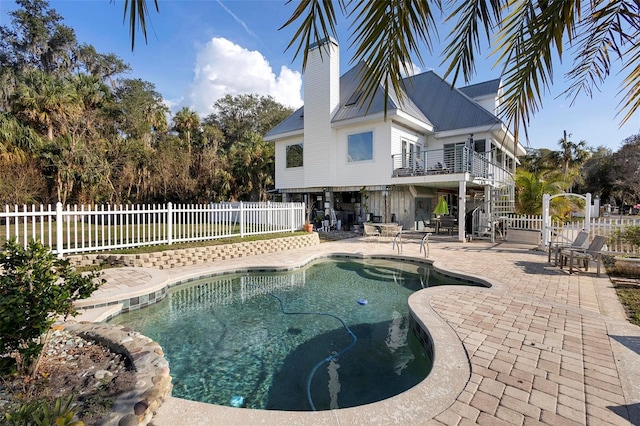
top-left (67, 233), bottom-right (320, 269)
top-left (63, 321), bottom-right (171, 426)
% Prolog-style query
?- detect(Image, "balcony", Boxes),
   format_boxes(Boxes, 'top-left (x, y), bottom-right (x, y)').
top-left (391, 147), bottom-right (513, 188)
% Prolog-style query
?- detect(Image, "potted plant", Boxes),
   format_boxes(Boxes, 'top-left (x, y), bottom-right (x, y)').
top-left (303, 202), bottom-right (315, 232)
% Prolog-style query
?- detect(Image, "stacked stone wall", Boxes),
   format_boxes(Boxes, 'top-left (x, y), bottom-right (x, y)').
top-left (67, 233), bottom-right (320, 269)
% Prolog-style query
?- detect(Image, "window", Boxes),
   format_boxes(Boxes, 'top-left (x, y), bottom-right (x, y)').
top-left (347, 131), bottom-right (373, 162)
top-left (345, 91), bottom-right (363, 106)
top-left (286, 143), bottom-right (303, 168)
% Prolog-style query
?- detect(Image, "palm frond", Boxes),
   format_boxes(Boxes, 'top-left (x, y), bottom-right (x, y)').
top-left (347, 0), bottom-right (441, 114)
top-left (119, 0), bottom-right (159, 51)
top-left (493, 0), bottom-right (579, 139)
top-left (280, 0), bottom-right (344, 69)
top-left (562, 2), bottom-right (630, 102)
top-left (616, 2), bottom-right (640, 126)
top-left (441, 0), bottom-right (505, 85)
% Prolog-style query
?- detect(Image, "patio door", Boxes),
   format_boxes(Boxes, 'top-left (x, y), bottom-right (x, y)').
top-left (402, 140), bottom-right (419, 169)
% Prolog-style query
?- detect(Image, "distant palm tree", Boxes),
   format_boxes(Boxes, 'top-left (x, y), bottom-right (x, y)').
top-left (557, 131), bottom-right (590, 177)
top-left (172, 107), bottom-right (200, 156)
top-left (13, 70), bottom-right (80, 141)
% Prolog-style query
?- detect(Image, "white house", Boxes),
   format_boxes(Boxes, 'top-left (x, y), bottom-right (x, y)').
top-left (264, 38), bottom-right (525, 241)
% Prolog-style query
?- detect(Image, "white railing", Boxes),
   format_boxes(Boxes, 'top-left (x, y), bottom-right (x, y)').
top-left (502, 214), bottom-right (545, 231)
top-left (502, 214), bottom-right (640, 254)
top-left (391, 147), bottom-right (514, 188)
top-left (1, 202), bottom-right (306, 257)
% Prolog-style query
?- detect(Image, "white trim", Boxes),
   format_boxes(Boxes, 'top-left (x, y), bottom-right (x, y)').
top-left (434, 124), bottom-right (497, 139)
top-left (264, 129), bottom-right (303, 142)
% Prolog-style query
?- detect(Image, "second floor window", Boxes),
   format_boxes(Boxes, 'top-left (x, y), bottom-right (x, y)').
top-left (348, 131), bottom-right (373, 162)
top-left (286, 143), bottom-right (303, 168)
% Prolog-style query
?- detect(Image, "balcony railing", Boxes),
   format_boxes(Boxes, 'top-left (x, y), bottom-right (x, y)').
top-left (391, 147), bottom-right (512, 187)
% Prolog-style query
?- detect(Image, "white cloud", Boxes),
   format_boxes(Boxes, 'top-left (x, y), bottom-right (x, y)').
top-left (401, 61), bottom-right (423, 78)
top-left (184, 37), bottom-right (303, 116)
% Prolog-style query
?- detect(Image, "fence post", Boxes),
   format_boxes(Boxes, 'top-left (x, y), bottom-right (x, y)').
top-left (167, 202), bottom-right (173, 245)
top-left (240, 201), bottom-right (245, 236)
top-left (291, 203), bottom-right (295, 232)
top-left (542, 194), bottom-right (550, 248)
top-left (56, 202), bottom-right (63, 258)
top-left (585, 193), bottom-right (591, 235)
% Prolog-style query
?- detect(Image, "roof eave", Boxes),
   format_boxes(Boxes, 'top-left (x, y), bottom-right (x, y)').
top-left (434, 123), bottom-right (499, 139)
top-left (394, 110), bottom-right (433, 133)
top-left (331, 109), bottom-right (396, 127)
top-left (264, 129), bottom-right (304, 142)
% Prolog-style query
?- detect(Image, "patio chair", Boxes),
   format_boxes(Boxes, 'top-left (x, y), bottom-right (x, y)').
top-left (363, 223), bottom-right (381, 242)
top-left (381, 224), bottom-right (403, 239)
top-left (548, 231), bottom-right (589, 266)
top-left (559, 235), bottom-right (607, 276)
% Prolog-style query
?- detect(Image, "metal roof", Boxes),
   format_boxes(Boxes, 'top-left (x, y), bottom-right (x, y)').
top-left (458, 79), bottom-right (501, 100)
top-left (264, 106), bottom-right (304, 139)
top-left (331, 62), bottom-right (431, 125)
top-left (266, 65), bottom-right (501, 138)
top-left (403, 71), bottom-right (501, 132)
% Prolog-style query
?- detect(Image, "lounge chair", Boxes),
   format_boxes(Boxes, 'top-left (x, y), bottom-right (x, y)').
top-left (363, 223), bottom-right (381, 242)
top-left (548, 231), bottom-right (589, 266)
top-left (560, 235), bottom-right (607, 276)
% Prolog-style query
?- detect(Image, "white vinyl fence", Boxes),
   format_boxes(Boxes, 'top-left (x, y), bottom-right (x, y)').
top-left (502, 214), bottom-right (640, 255)
top-left (1, 202), bottom-right (306, 257)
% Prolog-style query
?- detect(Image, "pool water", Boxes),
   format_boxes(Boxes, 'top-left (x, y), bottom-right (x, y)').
top-left (109, 258), bottom-right (472, 411)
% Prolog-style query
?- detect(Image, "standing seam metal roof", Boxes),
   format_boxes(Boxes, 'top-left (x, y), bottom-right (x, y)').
top-left (265, 64), bottom-right (502, 138)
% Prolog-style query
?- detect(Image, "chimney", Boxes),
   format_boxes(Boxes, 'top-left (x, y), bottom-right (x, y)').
top-left (303, 38), bottom-right (339, 187)
top-left (305, 37), bottom-right (340, 120)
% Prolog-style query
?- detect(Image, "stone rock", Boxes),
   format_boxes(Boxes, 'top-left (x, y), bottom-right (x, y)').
top-left (118, 414), bottom-right (140, 426)
top-left (133, 400), bottom-right (149, 415)
top-left (95, 370), bottom-right (114, 380)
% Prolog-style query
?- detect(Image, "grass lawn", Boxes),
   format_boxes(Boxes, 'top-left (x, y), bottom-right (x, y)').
top-left (605, 256), bottom-right (640, 327)
top-left (614, 284), bottom-right (640, 327)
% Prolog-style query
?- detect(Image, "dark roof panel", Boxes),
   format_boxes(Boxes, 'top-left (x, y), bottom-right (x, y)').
top-left (331, 62), bottom-right (430, 125)
top-left (402, 71), bottom-right (500, 132)
top-left (458, 79), bottom-right (501, 100)
top-left (264, 106), bottom-right (304, 138)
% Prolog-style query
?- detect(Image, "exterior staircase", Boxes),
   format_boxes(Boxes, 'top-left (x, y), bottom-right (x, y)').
top-left (469, 177), bottom-right (515, 241)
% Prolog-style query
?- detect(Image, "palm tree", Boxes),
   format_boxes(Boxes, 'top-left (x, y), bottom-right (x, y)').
top-left (172, 107), bottom-right (200, 156)
top-left (557, 131), bottom-right (590, 177)
top-left (121, 1), bottom-right (640, 139)
top-left (515, 169), bottom-right (566, 216)
top-left (12, 70), bottom-right (80, 141)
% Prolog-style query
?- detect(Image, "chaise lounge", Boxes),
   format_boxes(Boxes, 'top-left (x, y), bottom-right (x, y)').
top-left (559, 235), bottom-right (607, 276)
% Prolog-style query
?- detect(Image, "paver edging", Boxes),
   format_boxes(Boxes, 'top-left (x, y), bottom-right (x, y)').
top-left (62, 321), bottom-right (171, 426)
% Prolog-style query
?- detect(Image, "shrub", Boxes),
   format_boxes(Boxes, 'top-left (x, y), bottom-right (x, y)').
top-left (0, 239), bottom-right (104, 375)
top-left (615, 225), bottom-right (640, 250)
top-left (4, 395), bottom-right (84, 426)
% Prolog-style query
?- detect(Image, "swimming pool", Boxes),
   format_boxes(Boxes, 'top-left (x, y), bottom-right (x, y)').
top-left (109, 258), bottom-right (476, 411)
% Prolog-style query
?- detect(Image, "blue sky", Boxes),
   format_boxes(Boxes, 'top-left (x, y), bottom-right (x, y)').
top-left (1, 0), bottom-right (638, 152)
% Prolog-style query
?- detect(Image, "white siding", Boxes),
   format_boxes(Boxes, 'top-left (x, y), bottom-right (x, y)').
top-left (474, 96), bottom-right (498, 115)
top-left (331, 121), bottom-right (392, 187)
top-left (274, 137), bottom-right (304, 189)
